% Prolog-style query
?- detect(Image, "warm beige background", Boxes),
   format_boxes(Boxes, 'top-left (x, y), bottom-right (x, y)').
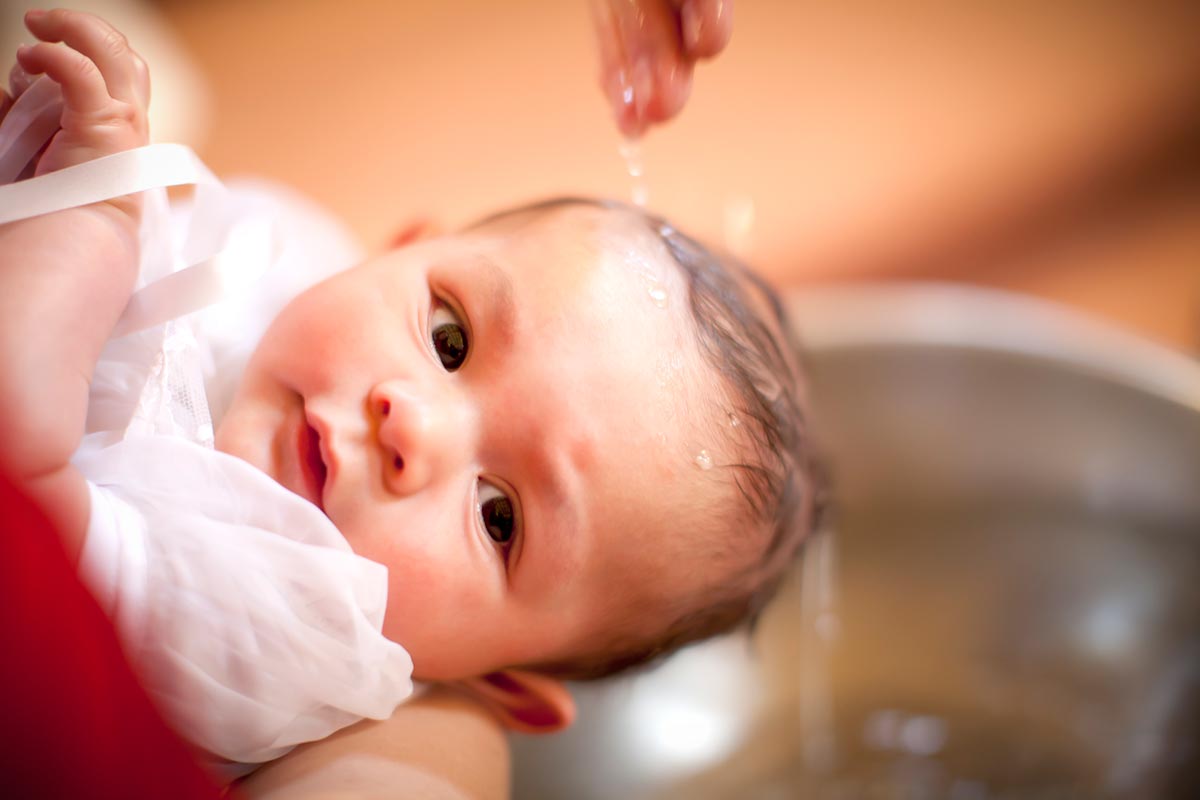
top-left (7, 0), bottom-right (1200, 348)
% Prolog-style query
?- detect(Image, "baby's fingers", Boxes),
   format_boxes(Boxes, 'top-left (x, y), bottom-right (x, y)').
top-left (9, 58), bottom-right (38, 97)
top-left (1, 59), bottom-right (35, 123)
top-left (16, 41), bottom-right (111, 114)
top-left (23, 9), bottom-right (148, 107)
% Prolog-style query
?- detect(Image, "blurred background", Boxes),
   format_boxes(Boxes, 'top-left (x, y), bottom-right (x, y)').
top-left (3, 1), bottom-right (1198, 796)
top-left (4, 0), bottom-right (1196, 349)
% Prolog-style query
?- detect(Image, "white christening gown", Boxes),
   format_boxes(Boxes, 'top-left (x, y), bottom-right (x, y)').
top-left (0, 78), bottom-right (413, 780)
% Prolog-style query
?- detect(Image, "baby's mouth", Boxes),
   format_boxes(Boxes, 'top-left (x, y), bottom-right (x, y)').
top-left (299, 418), bottom-right (328, 513)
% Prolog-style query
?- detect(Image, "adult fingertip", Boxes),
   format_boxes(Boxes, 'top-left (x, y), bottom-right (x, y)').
top-left (682, 0), bottom-right (733, 60)
top-left (615, 104), bottom-right (648, 139)
top-left (652, 59), bottom-right (693, 123)
top-left (682, 1), bottom-right (703, 54)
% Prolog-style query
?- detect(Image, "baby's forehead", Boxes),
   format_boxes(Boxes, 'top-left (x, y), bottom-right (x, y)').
top-left (466, 205), bottom-right (766, 631)
top-left (475, 207), bottom-right (734, 454)
top-left (482, 202), bottom-right (685, 310)
top-left (472, 200), bottom-right (665, 262)
top-left (464, 201), bottom-right (747, 421)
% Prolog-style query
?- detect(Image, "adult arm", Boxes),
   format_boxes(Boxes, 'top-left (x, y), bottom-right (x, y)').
top-left (238, 686), bottom-right (510, 800)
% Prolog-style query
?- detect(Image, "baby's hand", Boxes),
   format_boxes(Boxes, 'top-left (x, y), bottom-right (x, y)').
top-left (591, 0), bottom-right (733, 138)
top-left (12, 9), bottom-right (150, 219)
top-left (0, 56), bottom-right (37, 120)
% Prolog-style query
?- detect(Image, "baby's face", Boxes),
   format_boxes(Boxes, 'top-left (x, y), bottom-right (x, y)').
top-left (215, 205), bottom-right (730, 680)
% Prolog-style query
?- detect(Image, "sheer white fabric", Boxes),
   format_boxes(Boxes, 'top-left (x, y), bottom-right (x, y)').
top-left (0, 87), bottom-right (412, 775)
top-left (75, 435), bottom-right (413, 766)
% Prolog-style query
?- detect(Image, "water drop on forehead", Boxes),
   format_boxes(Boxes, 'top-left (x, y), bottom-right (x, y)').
top-left (633, 255), bottom-right (668, 309)
top-left (694, 449), bottom-right (713, 470)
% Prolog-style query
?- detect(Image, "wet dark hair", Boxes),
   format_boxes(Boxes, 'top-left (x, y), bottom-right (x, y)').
top-left (470, 198), bottom-right (828, 680)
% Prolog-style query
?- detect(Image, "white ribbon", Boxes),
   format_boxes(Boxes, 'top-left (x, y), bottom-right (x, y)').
top-left (0, 80), bottom-right (275, 337)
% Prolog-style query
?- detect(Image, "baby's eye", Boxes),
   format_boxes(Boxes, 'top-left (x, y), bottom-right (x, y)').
top-left (478, 480), bottom-right (518, 547)
top-left (430, 303), bottom-right (468, 371)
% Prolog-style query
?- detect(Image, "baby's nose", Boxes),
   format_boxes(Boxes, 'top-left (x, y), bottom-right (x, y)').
top-left (369, 379), bottom-right (475, 496)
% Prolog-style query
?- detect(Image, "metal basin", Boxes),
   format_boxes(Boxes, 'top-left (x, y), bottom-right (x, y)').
top-left (512, 284), bottom-right (1200, 799)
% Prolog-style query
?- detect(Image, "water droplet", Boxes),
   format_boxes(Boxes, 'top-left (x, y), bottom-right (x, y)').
top-left (621, 156), bottom-right (643, 179)
top-left (648, 285), bottom-right (667, 307)
top-left (618, 137), bottom-right (648, 207)
top-left (631, 182), bottom-right (649, 208)
top-left (694, 449), bottom-right (713, 470)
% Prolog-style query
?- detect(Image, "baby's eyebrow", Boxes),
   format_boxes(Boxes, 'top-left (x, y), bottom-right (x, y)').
top-left (516, 437), bottom-right (585, 593)
top-left (473, 257), bottom-right (516, 349)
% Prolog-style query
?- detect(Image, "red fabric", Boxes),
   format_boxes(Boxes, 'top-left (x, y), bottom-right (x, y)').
top-left (0, 472), bottom-right (228, 799)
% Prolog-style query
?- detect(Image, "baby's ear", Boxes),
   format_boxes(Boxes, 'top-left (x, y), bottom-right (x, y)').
top-left (455, 670), bottom-right (576, 734)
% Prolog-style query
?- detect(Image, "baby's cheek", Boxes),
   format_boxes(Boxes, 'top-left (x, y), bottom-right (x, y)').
top-left (212, 417), bottom-right (260, 470)
top-left (380, 556), bottom-right (483, 664)
top-left (213, 384), bottom-right (289, 478)
top-left (349, 513), bottom-right (454, 595)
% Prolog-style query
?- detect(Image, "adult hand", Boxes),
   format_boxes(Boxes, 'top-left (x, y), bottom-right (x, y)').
top-left (591, 0), bottom-right (733, 138)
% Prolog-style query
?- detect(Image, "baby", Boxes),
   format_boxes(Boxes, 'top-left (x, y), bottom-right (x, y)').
top-left (0, 7), bottom-right (822, 777)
